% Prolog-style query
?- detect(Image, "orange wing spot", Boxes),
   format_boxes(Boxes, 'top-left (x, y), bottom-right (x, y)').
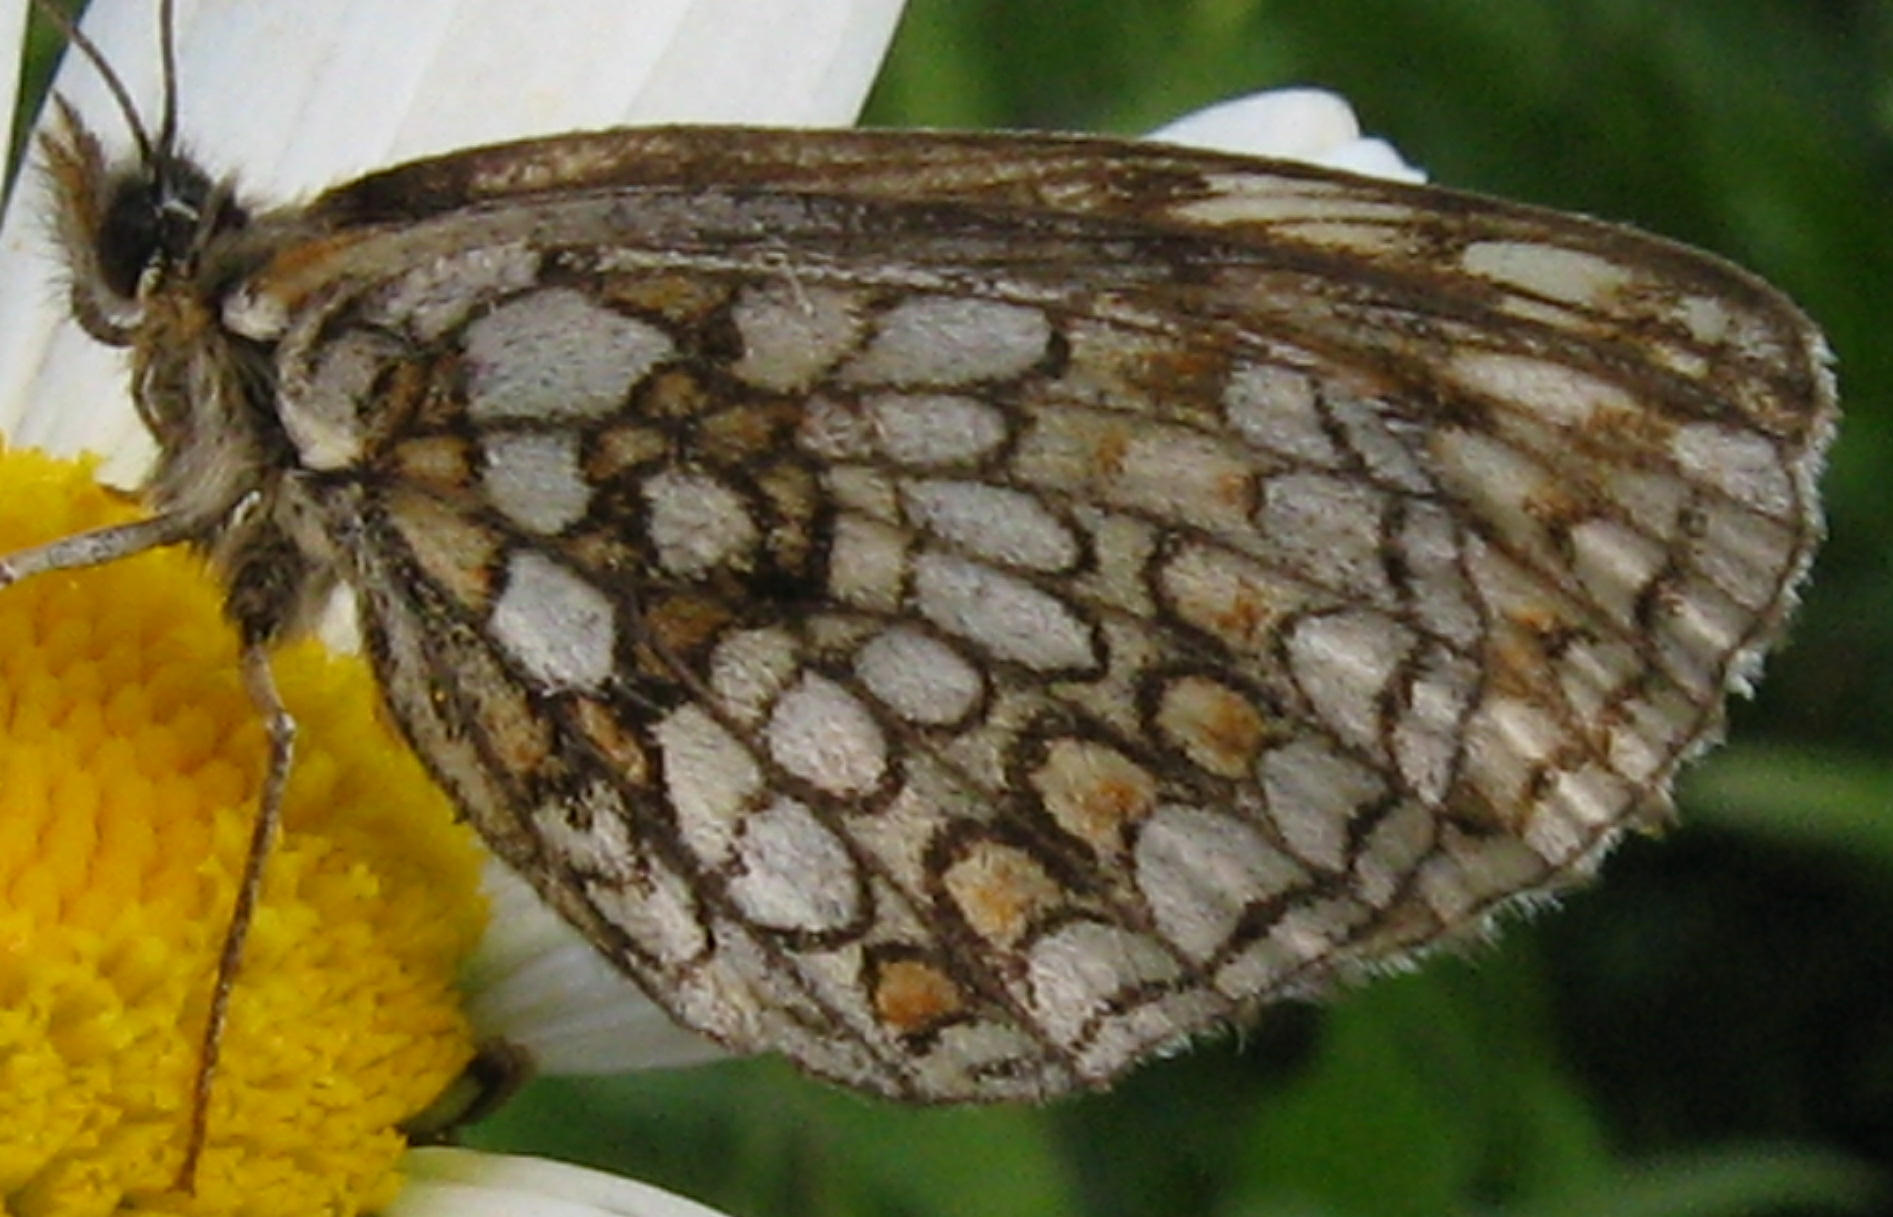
top-left (384, 489), bottom-right (499, 612)
top-left (1523, 482), bottom-right (1595, 530)
top-left (1127, 344), bottom-right (1227, 402)
top-left (943, 841), bottom-right (1064, 947)
top-left (1160, 549), bottom-right (1299, 655)
top-left (872, 958), bottom-right (965, 1035)
top-left (563, 527), bottom-right (641, 577)
top-left (1090, 426), bottom-right (1131, 479)
top-left (411, 352), bottom-right (471, 431)
top-left (1584, 403), bottom-right (1675, 448)
top-left (599, 272), bottom-right (733, 323)
top-left (1213, 469), bottom-right (1258, 515)
top-left (1485, 612), bottom-right (1564, 698)
top-left (637, 592), bottom-right (735, 671)
top-left (359, 358), bottom-right (431, 454)
top-left (586, 424), bottom-right (669, 481)
top-left (568, 696), bottom-right (651, 785)
top-left (1030, 738), bottom-right (1157, 854)
top-left (1209, 586), bottom-right (1271, 646)
top-left (699, 401), bottom-right (803, 465)
top-left (644, 368), bottom-right (712, 420)
top-left (475, 677), bottom-right (554, 774)
top-left (1156, 675), bottom-right (1271, 779)
top-left (755, 463), bottom-right (819, 570)
top-left (1505, 603), bottom-right (1568, 637)
top-left (390, 435), bottom-right (474, 491)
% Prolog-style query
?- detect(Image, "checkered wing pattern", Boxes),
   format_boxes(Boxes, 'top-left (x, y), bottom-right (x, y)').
top-left (199, 128), bottom-right (1831, 1099)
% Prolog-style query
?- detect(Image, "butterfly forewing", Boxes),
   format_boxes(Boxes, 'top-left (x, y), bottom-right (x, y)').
top-left (174, 127), bottom-right (1831, 1099)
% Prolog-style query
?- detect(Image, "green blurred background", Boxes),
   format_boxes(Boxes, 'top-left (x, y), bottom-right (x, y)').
top-left (20, 2), bottom-right (1893, 1215)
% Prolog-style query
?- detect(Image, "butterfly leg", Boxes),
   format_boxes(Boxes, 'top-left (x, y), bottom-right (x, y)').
top-left (172, 642), bottom-right (294, 1192)
top-left (0, 512), bottom-right (200, 586)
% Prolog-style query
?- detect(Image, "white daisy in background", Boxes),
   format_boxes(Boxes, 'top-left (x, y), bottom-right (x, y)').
top-left (0, 2), bottom-right (1415, 1214)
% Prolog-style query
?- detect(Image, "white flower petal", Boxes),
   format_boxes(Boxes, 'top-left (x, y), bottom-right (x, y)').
top-left (0, 0), bottom-right (903, 470)
top-left (602, 0), bottom-right (905, 128)
top-left (28, 0), bottom-right (902, 194)
top-left (1148, 87), bottom-right (1426, 184)
top-left (393, 1148), bottom-right (734, 1217)
top-left (464, 860), bottom-right (729, 1075)
top-left (1312, 136), bottom-right (1426, 183)
top-left (1, 0), bottom-right (23, 182)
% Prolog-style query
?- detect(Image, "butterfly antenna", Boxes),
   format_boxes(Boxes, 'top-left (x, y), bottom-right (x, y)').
top-left (29, 0), bottom-right (155, 165)
top-left (154, 0), bottom-right (179, 160)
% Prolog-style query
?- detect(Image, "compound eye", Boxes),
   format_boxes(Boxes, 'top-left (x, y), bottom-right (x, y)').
top-left (96, 176), bottom-right (162, 300)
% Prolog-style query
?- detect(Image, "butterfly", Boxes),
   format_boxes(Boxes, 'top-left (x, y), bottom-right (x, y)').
top-left (5, 0), bottom-right (1835, 1178)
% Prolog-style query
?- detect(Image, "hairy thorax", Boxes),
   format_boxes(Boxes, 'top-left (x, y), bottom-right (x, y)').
top-left (134, 286), bottom-right (336, 646)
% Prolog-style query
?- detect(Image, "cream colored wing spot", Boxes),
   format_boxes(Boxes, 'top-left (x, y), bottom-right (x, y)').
top-left (901, 479), bottom-right (1081, 573)
top-left (1260, 738), bottom-right (1390, 872)
top-left (765, 673), bottom-right (888, 796)
top-left (1393, 503), bottom-right (1484, 648)
top-left (823, 514), bottom-right (908, 614)
top-left (730, 282), bottom-right (867, 393)
top-left (656, 704), bottom-right (765, 864)
top-left (1447, 350), bottom-right (1638, 429)
top-left (489, 550), bottom-right (616, 690)
top-left (708, 627), bottom-right (801, 727)
top-left (912, 552), bottom-right (1102, 673)
top-left (1327, 396), bottom-right (1437, 493)
top-left (842, 296), bottom-right (1053, 387)
top-left (1392, 647), bottom-right (1480, 807)
top-left (867, 393), bottom-right (1010, 465)
top-left (1013, 412), bottom-right (1260, 533)
top-left (1285, 609), bottom-right (1416, 755)
top-left (1135, 805), bottom-right (1305, 961)
top-left (1023, 920), bottom-right (1184, 1047)
top-left (728, 797), bottom-right (865, 934)
top-left (798, 391), bottom-right (1013, 465)
top-left (1669, 422), bottom-right (1797, 519)
top-left (854, 627), bottom-right (985, 726)
top-left (279, 329), bottom-right (404, 469)
top-left (1222, 362), bottom-right (1344, 465)
top-left (481, 430), bottom-right (592, 534)
top-left (464, 286), bottom-right (675, 421)
top-left (1259, 473), bottom-right (1396, 602)
top-left (642, 470), bottom-right (760, 577)
top-left (584, 853), bottom-right (711, 968)
top-left (1689, 500), bottom-right (1801, 613)
top-left (1459, 240), bottom-right (1635, 309)
top-left (530, 781), bottom-right (637, 880)
top-left (1568, 517), bottom-right (1669, 624)
top-left (363, 241), bottom-right (543, 341)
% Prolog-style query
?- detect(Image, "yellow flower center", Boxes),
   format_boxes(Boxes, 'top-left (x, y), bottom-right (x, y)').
top-left (0, 448), bottom-right (486, 1216)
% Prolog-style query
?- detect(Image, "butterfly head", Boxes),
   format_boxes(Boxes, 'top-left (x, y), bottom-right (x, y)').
top-left (41, 96), bottom-right (244, 348)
